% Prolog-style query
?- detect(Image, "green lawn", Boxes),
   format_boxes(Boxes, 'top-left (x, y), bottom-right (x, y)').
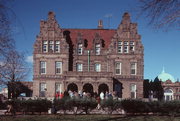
top-left (1, 115), bottom-right (180, 121)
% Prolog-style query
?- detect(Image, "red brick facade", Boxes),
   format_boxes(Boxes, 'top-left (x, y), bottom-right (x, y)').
top-left (33, 12), bottom-right (144, 98)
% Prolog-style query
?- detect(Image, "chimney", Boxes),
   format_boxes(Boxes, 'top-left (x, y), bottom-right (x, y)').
top-left (97, 20), bottom-right (103, 29)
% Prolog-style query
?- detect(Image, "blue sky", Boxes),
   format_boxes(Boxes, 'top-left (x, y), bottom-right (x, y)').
top-left (10, 0), bottom-right (180, 81)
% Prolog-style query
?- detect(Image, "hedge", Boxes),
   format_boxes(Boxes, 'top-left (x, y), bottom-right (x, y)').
top-left (54, 97), bottom-right (98, 114)
top-left (6, 99), bottom-right (52, 114)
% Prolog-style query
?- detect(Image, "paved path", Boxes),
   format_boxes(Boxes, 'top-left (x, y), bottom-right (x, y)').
top-left (0, 110), bottom-right (7, 115)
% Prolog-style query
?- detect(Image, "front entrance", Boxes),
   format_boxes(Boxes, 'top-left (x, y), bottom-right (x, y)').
top-left (98, 83), bottom-right (109, 94)
top-left (83, 83), bottom-right (93, 94)
top-left (164, 88), bottom-right (174, 101)
top-left (67, 83), bottom-right (78, 92)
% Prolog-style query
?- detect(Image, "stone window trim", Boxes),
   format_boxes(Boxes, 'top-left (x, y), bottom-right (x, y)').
top-left (130, 83), bottom-right (137, 99)
top-left (39, 82), bottom-right (47, 97)
top-left (124, 41), bottom-right (129, 53)
top-left (55, 40), bottom-right (60, 53)
top-left (130, 62), bottom-right (137, 75)
top-left (95, 43), bottom-right (101, 55)
top-left (40, 61), bottom-right (46, 74)
top-left (49, 40), bottom-right (54, 52)
top-left (42, 40), bottom-right (48, 53)
top-left (130, 41), bottom-right (135, 52)
top-left (55, 61), bottom-right (62, 74)
top-left (117, 40), bottom-right (123, 53)
top-left (76, 63), bottom-right (83, 72)
top-left (42, 40), bottom-right (60, 53)
top-left (55, 83), bottom-right (62, 93)
top-left (115, 62), bottom-right (122, 75)
top-left (95, 63), bottom-right (101, 72)
top-left (77, 43), bottom-right (83, 55)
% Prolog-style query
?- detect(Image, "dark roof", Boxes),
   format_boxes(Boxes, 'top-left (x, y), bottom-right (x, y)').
top-left (62, 29), bottom-right (116, 49)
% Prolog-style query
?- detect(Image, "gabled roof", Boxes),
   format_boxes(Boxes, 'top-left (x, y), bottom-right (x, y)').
top-left (62, 29), bottom-right (116, 49)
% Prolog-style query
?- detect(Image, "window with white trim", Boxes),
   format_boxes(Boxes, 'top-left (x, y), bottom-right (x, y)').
top-left (124, 41), bottom-right (129, 53)
top-left (115, 62), bottom-right (121, 75)
top-left (117, 41), bottom-right (123, 53)
top-left (78, 43), bottom-right (83, 55)
top-left (39, 83), bottom-right (47, 97)
top-left (130, 84), bottom-right (136, 98)
top-left (42, 41), bottom-right (48, 52)
top-left (55, 41), bottom-right (60, 52)
top-left (130, 62), bottom-right (137, 75)
top-left (76, 63), bottom-right (83, 72)
top-left (95, 44), bottom-right (100, 55)
top-left (130, 41), bottom-right (135, 51)
top-left (55, 83), bottom-right (62, 93)
top-left (40, 83), bottom-right (47, 92)
top-left (95, 63), bottom-right (101, 72)
top-left (55, 61), bottom-right (62, 74)
top-left (49, 40), bottom-right (54, 52)
top-left (40, 61), bottom-right (46, 74)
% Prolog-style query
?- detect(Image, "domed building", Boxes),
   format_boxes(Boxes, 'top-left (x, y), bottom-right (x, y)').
top-left (155, 69), bottom-right (180, 101)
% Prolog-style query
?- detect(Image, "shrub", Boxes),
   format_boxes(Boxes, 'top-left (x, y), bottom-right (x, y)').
top-left (54, 97), bottom-right (98, 114)
top-left (121, 99), bottom-right (150, 115)
top-left (100, 97), bottom-right (121, 114)
top-left (6, 99), bottom-right (52, 114)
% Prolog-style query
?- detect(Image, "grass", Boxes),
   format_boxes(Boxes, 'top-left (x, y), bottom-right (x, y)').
top-left (1, 115), bottom-right (180, 121)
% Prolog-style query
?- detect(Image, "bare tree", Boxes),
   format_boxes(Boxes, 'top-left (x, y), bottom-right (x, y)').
top-left (0, 50), bottom-right (29, 98)
top-left (0, 0), bottom-right (14, 91)
top-left (139, 0), bottom-right (180, 29)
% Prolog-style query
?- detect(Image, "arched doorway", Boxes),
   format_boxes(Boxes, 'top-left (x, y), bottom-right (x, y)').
top-left (83, 83), bottom-right (93, 94)
top-left (164, 88), bottom-right (174, 101)
top-left (67, 83), bottom-right (78, 92)
top-left (98, 83), bottom-right (109, 94)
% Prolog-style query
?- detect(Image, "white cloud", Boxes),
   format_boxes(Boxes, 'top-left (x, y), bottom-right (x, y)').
top-left (26, 55), bottom-right (33, 63)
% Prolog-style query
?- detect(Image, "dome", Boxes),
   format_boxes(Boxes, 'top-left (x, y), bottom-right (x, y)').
top-left (156, 69), bottom-right (175, 83)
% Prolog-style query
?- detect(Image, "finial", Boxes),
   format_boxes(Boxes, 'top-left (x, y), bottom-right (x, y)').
top-left (121, 12), bottom-right (131, 24)
top-left (48, 11), bottom-right (55, 20)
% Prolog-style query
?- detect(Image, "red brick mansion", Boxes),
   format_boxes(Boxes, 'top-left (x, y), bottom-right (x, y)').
top-left (33, 12), bottom-right (144, 99)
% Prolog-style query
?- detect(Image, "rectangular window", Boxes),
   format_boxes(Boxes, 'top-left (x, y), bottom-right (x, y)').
top-left (40, 61), bottom-right (46, 74)
top-left (124, 41), bottom-right (129, 53)
top-left (55, 62), bottom-right (62, 74)
top-left (49, 40), bottom-right (54, 52)
top-left (39, 83), bottom-right (46, 97)
top-left (130, 41), bottom-right (135, 51)
top-left (130, 62), bottom-right (137, 75)
top-left (76, 63), bottom-right (83, 72)
top-left (115, 62), bottom-right (121, 75)
top-left (55, 83), bottom-right (62, 93)
top-left (95, 44), bottom-right (100, 55)
top-left (117, 41), bottom-right (123, 53)
top-left (78, 43), bottom-right (83, 55)
top-left (55, 41), bottom-right (60, 52)
top-left (42, 41), bottom-right (48, 52)
top-left (130, 84), bottom-right (136, 99)
top-left (95, 63), bottom-right (101, 72)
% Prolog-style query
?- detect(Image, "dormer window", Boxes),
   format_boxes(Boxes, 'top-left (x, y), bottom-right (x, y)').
top-left (42, 41), bottom-right (48, 53)
top-left (78, 43), bottom-right (83, 55)
top-left (130, 41), bottom-right (135, 51)
top-left (95, 44), bottom-right (100, 55)
top-left (95, 63), bottom-right (101, 72)
top-left (76, 63), bottom-right (83, 72)
top-left (49, 41), bottom-right (54, 52)
top-left (124, 41), bottom-right (129, 53)
top-left (55, 41), bottom-right (60, 52)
